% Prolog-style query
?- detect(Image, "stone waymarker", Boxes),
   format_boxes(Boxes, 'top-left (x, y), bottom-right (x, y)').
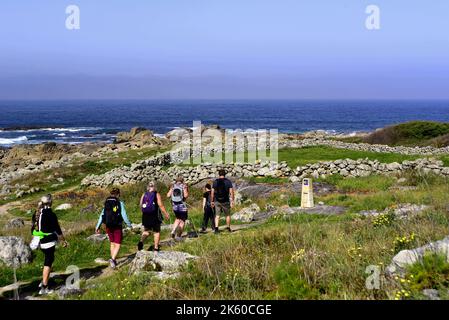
top-left (301, 178), bottom-right (314, 208)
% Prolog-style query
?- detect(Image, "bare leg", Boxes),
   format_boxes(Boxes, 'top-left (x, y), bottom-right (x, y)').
top-left (226, 216), bottom-right (231, 228)
top-left (215, 215), bottom-right (220, 230)
top-left (154, 232), bottom-right (160, 249)
top-left (42, 266), bottom-right (51, 286)
top-left (171, 219), bottom-right (181, 235)
top-left (140, 231), bottom-right (150, 243)
top-left (178, 220), bottom-right (185, 236)
top-left (111, 243), bottom-right (121, 260)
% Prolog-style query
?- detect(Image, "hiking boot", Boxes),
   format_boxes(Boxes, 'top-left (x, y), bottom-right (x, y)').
top-left (200, 227), bottom-right (206, 233)
top-left (38, 287), bottom-right (54, 295)
top-left (170, 232), bottom-right (175, 240)
top-left (214, 228), bottom-right (219, 234)
top-left (137, 241), bottom-right (144, 251)
top-left (109, 259), bottom-right (117, 269)
top-left (226, 227), bottom-right (232, 233)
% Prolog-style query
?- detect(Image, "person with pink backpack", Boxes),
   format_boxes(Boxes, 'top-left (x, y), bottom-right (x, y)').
top-left (137, 181), bottom-right (169, 252)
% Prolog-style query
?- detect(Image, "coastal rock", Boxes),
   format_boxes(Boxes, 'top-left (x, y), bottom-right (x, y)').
top-left (4, 218), bottom-right (25, 230)
top-left (231, 203), bottom-right (261, 223)
top-left (422, 289), bottom-right (440, 300)
top-left (57, 285), bottom-right (84, 299)
top-left (0, 236), bottom-right (32, 267)
top-left (129, 250), bottom-right (198, 274)
top-left (149, 271), bottom-right (181, 281)
top-left (386, 236), bottom-right (449, 276)
top-left (113, 127), bottom-right (165, 148)
top-left (358, 203), bottom-right (430, 219)
top-left (86, 234), bottom-right (108, 243)
top-left (278, 204), bottom-right (346, 216)
top-left (55, 203), bottom-right (72, 211)
top-left (94, 258), bottom-right (109, 264)
top-left (80, 204), bottom-right (96, 215)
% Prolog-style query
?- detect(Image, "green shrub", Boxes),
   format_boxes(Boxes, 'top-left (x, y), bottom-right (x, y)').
top-left (272, 263), bottom-right (320, 299)
top-left (364, 121), bottom-right (449, 146)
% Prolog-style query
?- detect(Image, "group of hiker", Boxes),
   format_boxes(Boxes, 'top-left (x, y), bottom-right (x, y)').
top-left (30, 169), bottom-right (234, 294)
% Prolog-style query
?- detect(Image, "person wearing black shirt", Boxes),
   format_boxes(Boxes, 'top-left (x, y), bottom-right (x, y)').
top-left (31, 194), bottom-right (67, 295)
top-left (200, 183), bottom-right (216, 232)
top-left (211, 170), bottom-right (234, 233)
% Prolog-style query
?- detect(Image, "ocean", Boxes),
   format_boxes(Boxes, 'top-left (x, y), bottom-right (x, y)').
top-left (1, 100), bottom-right (449, 146)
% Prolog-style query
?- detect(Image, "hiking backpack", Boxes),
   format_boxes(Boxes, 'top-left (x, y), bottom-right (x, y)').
top-left (171, 183), bottom-right (184, 203)
top-left (215, 178), bottom-right (229, 202)
top-left (141, 191), bottom-right (157, 214)
top-left (103, 197), bottom-right (123, 228)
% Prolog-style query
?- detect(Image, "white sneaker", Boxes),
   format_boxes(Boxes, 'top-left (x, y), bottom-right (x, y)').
top-left (38, 287), bottom-right (54, 295)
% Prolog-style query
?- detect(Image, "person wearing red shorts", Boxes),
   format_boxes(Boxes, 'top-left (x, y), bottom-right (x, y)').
top-left (95, 188), bottom-right (132, 269)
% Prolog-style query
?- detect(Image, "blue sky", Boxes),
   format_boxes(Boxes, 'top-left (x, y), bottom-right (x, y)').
top-left (0, 0), bottom-right (448, 99)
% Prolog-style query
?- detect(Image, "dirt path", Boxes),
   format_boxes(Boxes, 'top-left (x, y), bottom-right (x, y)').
top-left (0, 200), bottom-right (22, 219)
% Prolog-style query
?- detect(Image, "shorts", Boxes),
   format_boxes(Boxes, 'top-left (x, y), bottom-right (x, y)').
top-left (41, 246), bottom-right (55, 267)
top-left (106, 226), bottom-right (123, 244)
top-left (173, 203), bottom-right (188, 221)
top-left (215, 201), bottom-right (231, 216)
top-left (144, 224), bottom-right (161, 233)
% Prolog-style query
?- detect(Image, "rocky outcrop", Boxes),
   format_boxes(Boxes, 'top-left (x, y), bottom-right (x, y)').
top-left (55, 203), bottom-right (72, 211)
top-left (4, 218), bottom-right (25, 230)
top-left (278, 204), bottom-right (346, 216)
top-left (235, 180), bottom-right (336, 200)
top-left (56, 285), bottom-right (84, 299)
top-left (386, 236), bottom-right (449, 276)
top-left (114, 127), bottom-right (167, 149)
top-left (129, 251), bottom-right (198, 275)
top-left (359, 203), bottom-right (430, 219)
top-left (0, 237), bottom-right (32, 267)
top-left (86, 234), bottom-right (108, 243)
top-left (232, 204), bottom-right (261, 223)
top-left (0, 143), bottom-right (97, 198)
top-left (290, 158), bottom-right (448, 181)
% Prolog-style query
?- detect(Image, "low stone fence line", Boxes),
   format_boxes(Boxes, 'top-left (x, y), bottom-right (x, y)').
top-left (82, 153), bottom-right (449, 188)
top-left (289, 158), bottom-right (448, 181)
top-left (281, 138), bottom-right (449, 156)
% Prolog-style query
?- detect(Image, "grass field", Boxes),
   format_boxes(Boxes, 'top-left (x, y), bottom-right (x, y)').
top-left (2, 145), bottom-right (449, 300)
top-left (278, 146), bottom-right (420, 168)
top-left (76, 170), bottom-right (449, 300)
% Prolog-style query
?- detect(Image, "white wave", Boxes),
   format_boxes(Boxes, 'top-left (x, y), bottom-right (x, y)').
top-left (6, 127), bottom-right (101, 133)
top-left (56, 133), bottom-right (66, 136)
top-left (0, 136), bottom-right (28, 145)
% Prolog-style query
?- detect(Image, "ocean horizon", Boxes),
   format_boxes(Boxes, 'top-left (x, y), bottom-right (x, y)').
top-left (1, 99), bottom-right (449, 146)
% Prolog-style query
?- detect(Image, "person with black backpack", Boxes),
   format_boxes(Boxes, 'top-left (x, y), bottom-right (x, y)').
top-left (167, 176), bottom-right (189, 240)
top-left (211, 169), bottom-right (234, 233)
top-left (137, 181), bottom-right (169, 252)
top-left (95, 188), bottom-right (132, 269)
top-left (200, 183), bottom-right (215, 233)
